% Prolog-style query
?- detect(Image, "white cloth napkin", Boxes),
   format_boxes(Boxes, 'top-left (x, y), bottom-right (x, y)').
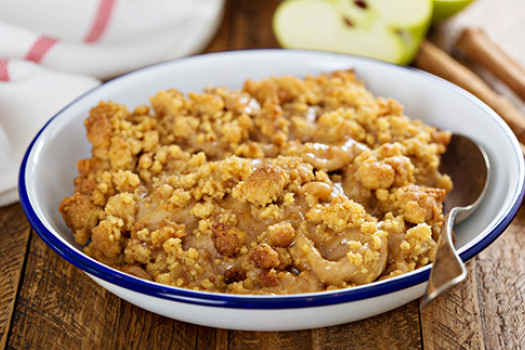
top-left (0, 0), bottom-right (225, 206)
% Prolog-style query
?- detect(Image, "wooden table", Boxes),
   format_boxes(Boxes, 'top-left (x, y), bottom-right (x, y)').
top-left (2, 0), bottom-right (524, 348)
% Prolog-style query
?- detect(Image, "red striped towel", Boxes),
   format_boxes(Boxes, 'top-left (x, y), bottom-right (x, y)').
top-left (0, 0), bottom-right (225, 206)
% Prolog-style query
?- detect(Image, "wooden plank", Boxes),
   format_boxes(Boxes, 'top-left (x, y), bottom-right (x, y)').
top-left (0, 204), bottom-right (32, 350)
top-left (203, 0), bottom-right (231, 54)
top-left (312, 301), bottom-right (422, 350)
top-left (420, 259), bottom-right (485, 349)
top-left (205, 0), bottom-right (280, 53)
top-left (214, 328), bottom-right (230, 350)
top-left (475, 206), bottom-right (525, 349)
top-left (194, 326), bottom-right (221, 350)
top-left (227, 0), bottom-right (280, 50)
top-left (227, 330), bottom-right (312, 350)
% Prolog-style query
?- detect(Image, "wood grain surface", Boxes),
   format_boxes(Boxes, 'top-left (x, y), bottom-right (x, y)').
top-left (0, 204), bottom-right (31, 350)
top-left (2, 0), bottom-right (524, 349)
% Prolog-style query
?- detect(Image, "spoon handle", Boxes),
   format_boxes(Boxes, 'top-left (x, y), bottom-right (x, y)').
top-left (420, 207), bottom-right (468, 308)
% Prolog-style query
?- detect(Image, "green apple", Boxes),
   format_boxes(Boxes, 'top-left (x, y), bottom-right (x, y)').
top-left (432, 0), bottom-right (474, 24)
top-left (272, 0), bottom-right (432, 65)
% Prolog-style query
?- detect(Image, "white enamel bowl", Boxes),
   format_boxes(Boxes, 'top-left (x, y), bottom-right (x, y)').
top-left (19, 50), bottom-right (525, 331)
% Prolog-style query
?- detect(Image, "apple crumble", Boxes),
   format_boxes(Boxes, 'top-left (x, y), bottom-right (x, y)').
top-left (59, 70), bottom-right (452, 294)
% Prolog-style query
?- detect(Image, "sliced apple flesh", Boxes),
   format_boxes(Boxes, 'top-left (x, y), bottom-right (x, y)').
top-left (273, 0), bottom-right (432, 65)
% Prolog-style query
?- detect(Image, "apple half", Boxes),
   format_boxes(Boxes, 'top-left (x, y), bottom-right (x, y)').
top-left (273, 0), bottom-right (432, 65)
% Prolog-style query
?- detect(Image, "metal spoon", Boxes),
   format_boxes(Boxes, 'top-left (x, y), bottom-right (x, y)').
top-left (420, 134), bottom-right (490, 308)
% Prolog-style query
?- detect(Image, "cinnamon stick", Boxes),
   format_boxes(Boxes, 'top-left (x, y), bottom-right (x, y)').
top-left (456, 28), bottom-right (525, 101)
top-left (413, 40), bottom-right (525, 150)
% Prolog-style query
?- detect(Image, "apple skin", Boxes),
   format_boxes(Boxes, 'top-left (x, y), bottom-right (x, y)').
top-left (432, 0), bottom-right (474, 24)
top-left (272, 0), bottom-right (432, 66)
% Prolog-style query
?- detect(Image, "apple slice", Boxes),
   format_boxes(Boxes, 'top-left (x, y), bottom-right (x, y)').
top-left (273, 0), bottom-right (432, 65)
top-left (432, 0), bottom-right (474, 24)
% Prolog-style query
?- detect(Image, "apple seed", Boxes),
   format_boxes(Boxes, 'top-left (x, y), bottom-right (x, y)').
top-left (354, 0), bottom-right (367, 9)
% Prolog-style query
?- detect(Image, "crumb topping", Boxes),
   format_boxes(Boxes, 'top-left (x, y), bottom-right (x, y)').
top-left (59, 70), bottom-right (452, 294)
